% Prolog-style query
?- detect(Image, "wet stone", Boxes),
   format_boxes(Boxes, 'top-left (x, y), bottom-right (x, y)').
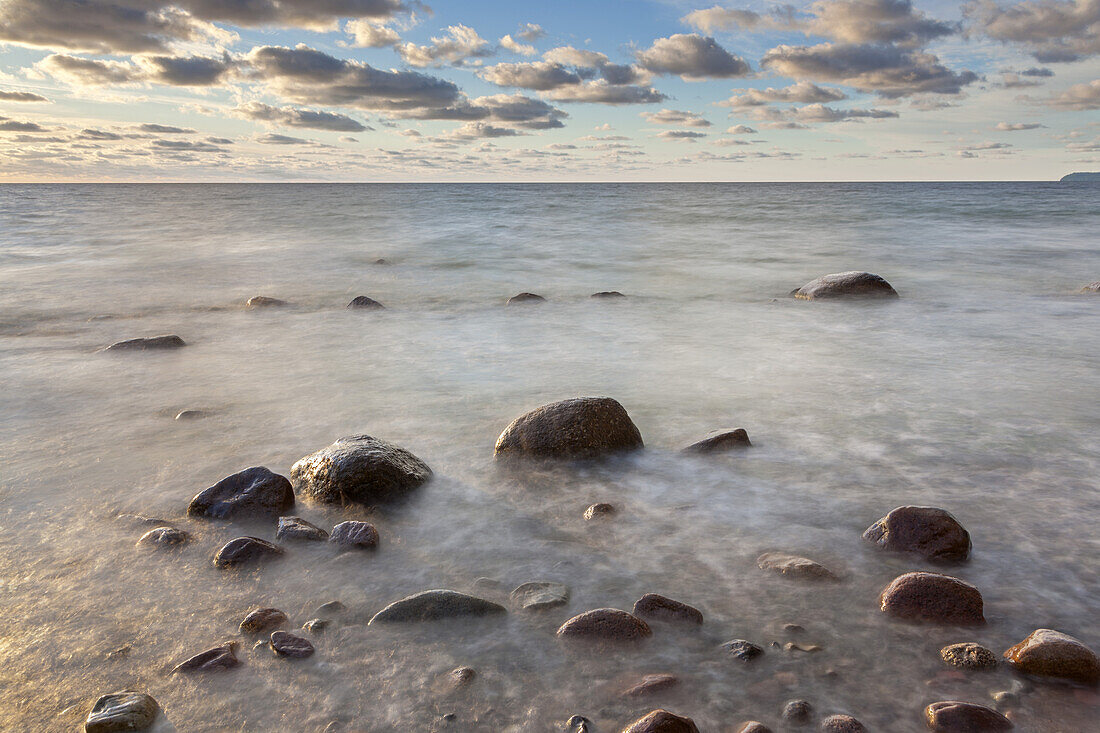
top-left (941, 643), bottom-right (998, 670)
top-left (106, 646), bottom-right (131, 660)
top-left (757, 552), bottom-right (839, 580)
top-left (317, 600), bottom-right (346, 615)
top-left (246, 296), bottom-right (287, 308)
top-left (329, 520), bottom-right (379, 549)
top-left (276, 516), bottom-right (329, 541)
top-left (1003, 628), bottom-right (1100, 684)
top-left (290, 434), bottom-right (432, 506)
top-left (566, 714), bottom-right (591, 732)
top-left (494, 397), bottom-right (644, 460)
top-left (792, 271), bottom-right (898, 300)
top-left (347, 295), bottom-right (384, 309)
top-left (271, 630), bottom-right (314, 658)
top-left (622, 673), bottom-right (680, 697)
top-left (632, 593), bottom-right (704, 625)
top-left (368, 590), bottom-right (506, 624)
top-left (510, 581), bottom-right (569, 611)
top-left (722, 639), bottom-right (764, 661)
top-left (782, 699), bottom-right (813, 725)
top-left (557, 608), bottom-right (652, 642)
top-left (584, 503), bottom-right (615, 520)
top-left (507, 292), bottom-right (545, 304)
top-left (103, 335), bottom-right (185, 351)
top-left (188, 466), bottom-right (295, 520)
top-left (785, 642), bottom-right (823, 653)
top-left (448, 666), bottom-right (476, 688)
top-left (863, 505), bottom-right (971, 562)
top-left (820, 714), bottom-right (867, 732)
top-left (1080, 281), bottom-right (1100, 293)
top-left (175, 409), bottom-right (209, 420)
top-left (924, 700), bottom-right (1012, 731)
top-left (621, 708), bottom-right (700, 733)
top-left (172, 642), bottom-right (240, 673)
top-left (136, 526), bottom-right (190, 548)
top-left (735, 723), bottom-right (773, 733)
top-left (879, 572), bottom-right (985, 625)
top-left (85, 691), bottom-right (158, 733)
top-left (591, 291), bottom-right (626, 298)
top-left (240, 608), bottom-right (288, 634)
top-left (213, 536), bottom-right (284, 569)
top-left (683, 428), bottom-right (752, 453)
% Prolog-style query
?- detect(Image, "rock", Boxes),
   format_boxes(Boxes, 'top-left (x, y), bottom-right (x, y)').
top-left (85, 691), bottom-right (158, 732)
top-left (557, 608), bottom-right (652, 641)
top-left (317, 600), bottom-right (346, 615)
top-left (584, 502), bottom-right (615, 520)
top-left (175, 409), bottom-right (209, 420)
top-left (722, 639), bottom-right (764, 661)
top-left (136, 526), bottom-right (190, 548)
top-left (246, 296), bottom-right (287, 308)
top-left (172, 642), bottom-right (240, 672)
top-left (632, 593), bottom-right (704, 625)
top-left (103, 335), bottom-right (186, 351)
top-left (785, 642), bottom-right (823, 653)
top-left (782, 699), bottom-right (813, 725)
top-left (276, 516), bottom-right (329, 541)
top-left (270, 630), bottom-right (314, 658)
top-left (188, 466), bottom-right (295, 520)
top-left (347, 296), bottom-right (384, 309)
top-left (212, 536), bottom-right (284, 568)
top-left (735, 723), bottom-right (773, 733)
top-left (863, 506), bottom-right (971, 562)
top-left (567, 715), bottom-right (592, 732)
top-left (373, 258), bottom-right (388, 265)
top-left (820, 714), bottom-right (866, 732)
top-left (368, 590), bottom-right (507, 624)
top-left (290, 434), bottom-right (432, 506)
top-left (510, 581), bottom-right (569, 611)
top-left (757, 552), bottom-right (839, 580)
top-left (303, 618), bottom-right (329, 634)
top-left (494, 397), bottom-right (644, 460)
top-left (924, 701), bottom-right (1012, 731)
top-left (1003, 629), bottom-right (1100, 684)
top-left (1080, 282), bottom-right (1100, 293)
top-left (622, 673), bottom-right (680, 697)
top-left (792, 271), bottom-right (899, 300)
top-left (990, 691), bottom-right (1017, 706)
top-left (507, 292), bottom-right (545, 304)
top-left (329, 520), bottom-right (379, 549)
top-left (592, 291), bottom-right (626, 298)
top-left (239, 608), bottom-right (288, 634)
top-left (941, 643), bottom-right (997, 670)
top-left (683, 428), bottom-right (751, 453)
top-left (621, 709), bottom-right (699, 733)
top-left (106, 646), bottom-right (131, 660)
top-left (879, 572), bottom-right (985, 625)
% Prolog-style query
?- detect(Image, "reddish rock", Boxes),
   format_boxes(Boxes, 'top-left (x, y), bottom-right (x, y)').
top-left (879, 572), bottom-right (984, 625)
top-left (494, 397), bottom-right (644, 460)
top-left (863, 506), bottom-right (971, 562)
top-left (557, 608), bottom-right (652, 641)
top-left (757, 552), bottom-right (839, 580)
top-left (620, 709), bottom-right (699, 733)
top-left (633, 594), bottom-right (703, 625)
top-left (924, 700), bottom-right (1012, 731)
top-left (622, 673), bottom-right (680, 697)
top-left (239, 608), bottom-right (288, 634)
top-left (172, 642), bottom-right (239, 673)
top-left (1003, 629), bottom-right (1100, 684)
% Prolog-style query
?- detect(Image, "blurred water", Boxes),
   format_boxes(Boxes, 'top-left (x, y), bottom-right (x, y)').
top-left (0, 183), bottom-right (1098, 732)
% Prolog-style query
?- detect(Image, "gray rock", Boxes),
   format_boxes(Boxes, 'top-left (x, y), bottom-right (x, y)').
top-left (792, 271), bottom-right (899, 300)
top-left (329, 520), bottom-right (379, 549)
top-left (316, 600), bottom-right (346, 615)
top-left (303, 618), bottom-right (330, 634)
top-left (722, 639), bottom-right (764, 661)
top-left (757, 552), bottom-right (839, 580)
top-left (941, 642), bottom-right (997, 670)
top-left (494, 397), bottom-right (644, 460)
top-left (276, 516), bottom-right (329, 541)
top-left (271, 630), bottom-right (314, 658)
top-left (556, 608), bottom-right (652, 641)
top-left (507, 292), bottom-right (545, 304)
top-left (863, 505), bottom-right (971, 562)
top-left (136, 526), bottom-right (190, 548)
top-left (240, 608), bottom-right (288, 634)
top-left (103, 335), bottom-right (186, 351)
top-left (213, 536), bottom-right (284, 568)
top-left (368, 590), bottom-right (507, 624)
top-left (172, 642), bottom-right (240, 673)
top-left (1081, 281), bottom-right (1100, 293)
top-left (622, 673), bottom-right (679, 697)
top-left (684, 428), bottom-right (751, 453)
top-left (879, 572), bottom-right (985, 625)
top-left (633, 593), bottom-right (704, 625)
top-left (188, 466), bottom-right (295, 520)
top-left (246, 296), bottom-right (288, 308)
top-left (290, 434), bottom-right (432, 506)
top-left (85, 691), bottom-right (158, 733)
top-left (510, 581), bottom-right (569, 611)
top-left (924, 701), bottom-right (1012, 731)
top-left (347, 296), bottom-right (384, 309)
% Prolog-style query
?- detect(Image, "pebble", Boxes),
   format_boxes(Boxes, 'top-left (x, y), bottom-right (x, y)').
top-left (240, 608), bottom-right (288, 634)
top-left (276, 516), bottom-right (330, 541)
top-left (270, 630), bottom-right (314, 658)
top-left (941, 642), bottom-right (997, 670)
top-left (584, 503), bottom-right (615, 520)
top-left (172, 642), bottom-right (240, 672)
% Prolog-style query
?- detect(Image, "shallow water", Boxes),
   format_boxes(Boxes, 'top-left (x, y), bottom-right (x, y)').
top-left (1, 182), bottom-right (1099, 732)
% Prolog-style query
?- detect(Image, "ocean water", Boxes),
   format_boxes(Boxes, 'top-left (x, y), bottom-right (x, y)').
top-left (0, 182), bottom-right (1098, 732)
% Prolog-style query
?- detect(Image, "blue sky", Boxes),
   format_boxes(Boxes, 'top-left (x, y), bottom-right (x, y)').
top-left (0, 0), bottom-right (1097, 181)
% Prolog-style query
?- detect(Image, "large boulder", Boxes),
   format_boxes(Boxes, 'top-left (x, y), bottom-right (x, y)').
top-left (212, 537), bottom-right (284, 569)
top-left (347, 296), bottom-right (384, 309)
top-left (793, 271), bottom-right (899, 300)
top-left (1003, 629), bottom-right (1100, 684)
top-left (494, 397), bottom-right (644, 460)
top-left (85, 691), bottom-right (158, 733)
top-left (683, 428), bottom-right (751, 453)
top-left (556, 608), bottom-right (652, 641)
top-left (632, 593), bottom-right (704, 625)
top-left (368, 590), bottom-right (506, 624)
top-left (879, 572), bottom-right (984, 625)
top-left (188, 466), bottom-right (294, 520)
top-left (757, 552), bottom-right (840, 580)
top-left (621, 709), bottom-right (699, 733)
top-left (924, 701), bottom-right (1012, 731)
top-left (863, 506), bottom-right (971, 562)
top-left (290, 435), bottom-right (432, 505)
top-left (103, 335), bottom-right (185, 351)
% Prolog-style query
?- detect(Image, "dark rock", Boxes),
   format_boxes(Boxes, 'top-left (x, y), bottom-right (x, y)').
top-left (566, 715), bottom-right (591, 732)
top-left (684, 429), bottom-right (752, 453)
top-left (448, 666), bottom-right (476, 689)
top-left (172, 642), bottom-right (240, 673)
top-left (290, 434), bottom-right (432, 506)
top-left (317, 601), bottom-right (346, 615)
top-left (557, 608), bottom-right (652, 641)
top-left (85, 691), bottom-right (158, 733)
top-left (246, 296), bottom-right (288, 308)
top-left (510, 581), bottom-right (569, 611)
top-left (757, 552), bottom-right (839, 580)
top-left (621, 709), bottom-right (699, 733)
top-left (941, 643), bottom-right (997, 670)
top-left (784, 623), bottom-right (806, 634)
top-left (103, 335), bottom-right (186, 351)
top-left (368, 590), bottom-right (506, 624)
top-left (591, 291), bottom-right (626, 298)
top-left (735, 723), bottom-right (773, 733)
top-left (270, 630), bottom-right (314, 658)
top-left (584, 502), bottom-right (615, 520)
top-left (1003, 628), bottom-right (1100, 684)
top-left (373, 258), bottom-right (388, 265)
top-left (924, 701), bottom-right (1012, 731)
top-left (633, 593), bottom-right (704, 625)
top-left (494, 397), bottom-right (644, 460)
top-left (329, 520), bottom-right (379, 549)
top-left (820, 714), bottom-right (867, 732)
top-left (792, 271), bottom-right (899, 300)
top-left (347, 296), bottom-right (384, 309)
top-left (136, 526), bottom-right (190, 548)
top-left (106, 646), bottom-right (131, 660)
top-left (276, 516), bottom-right (329, 541)
top-left (622, 673), bottom-right (680, 697)
top-left (212, 536), bottom-right (284, 568)
top-left (188, 466), bottom-right (294, 520)
top-left (303, 618), bottom-right (330, 634)
top-left (175, 409), bottom-right (209, 420)
top-left (879, 572), bottom-right (985, 625)
top-left (782, 699), bottom-right (813, 725)
top-left (1080, 282), bottom-right (1100, 293)
top-left (239, 608), bottom-right (288, 634)
top-left (863, 506), bottom-right (971, 562)
top-left (507, 292), bottom-right (545, 304)
top-left (722, 639), bottom-right (764, 661)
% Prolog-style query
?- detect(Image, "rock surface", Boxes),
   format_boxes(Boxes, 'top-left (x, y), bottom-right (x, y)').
top-left (621, 709), bottom-right (700, 733)
top-left (782, 699), bottom-right (813, 724)
top-left (85, 691), bottom-right (158, 733)
top-left (820, 714), bottom-right (867, 732)
top-left (245, 296), bottom-right (287, 308)
top-left (633, 593), bottom-right (704, 625)
top-left (792, 271), bottom-right (899, 300)
top-left (1003, 629), bottom-right (1100, 684)
top-left (347, 296), bottom-right (384, 309)
top-left (103, 335), bottom-right (185, 351)
top-left (863, 506), bottom-right (971, 562)
top-left (622, 673), bottom-right (680, 697)
top-left (1081, 282), bottom-right (1100, 293)
top-left (136, 526), bottom-right (190, 548)
top-left (175, 409), bottom-right (209, 420)
top-left (507, 292), bottom-right (545, 304)
top-left (290, 434), bottom-right (432, 505)
top-left (302, 618), bottom-right (329, 634)
top-left (510, 581), bottom-right (569, 611)
top-left (188, 466), bottom-right (294, 520)
top-left (879, 572), bottom-right (984, 625)
top-left (270, 630), bottom-right (314, 658)
top-left (592, 291), bottom-right (626, 298)
top-left (722, 639), bottom-right (764, 661)
top-left (494, 397), bottom-right (644, 460)
top-left (734, 723), bottom-right (773, 733)
top-left (213, 537), bottom-right (284, 568)
top-left (557, 608), bottom-right (652, 641)
top-left (368, 590), bottom-right (506, 624)
top-left (683, 429), bottom-right (751, 453)
top-left (757, 552), bottom-right (839, 580)
top-left (276, 516), bottom-right (329, 541)
top-left (329, 520), bottom-right (379, 549)
top-left (924, 701), bottom-right (1012, 731)
top-left (240, 608), bottom-right (288, 634)
top-left (584, 502), bottom-right (615, 520)
top-left (941, 642), bottom-right (997, 670)
top-left (172, 642), bottom-right (240, 672)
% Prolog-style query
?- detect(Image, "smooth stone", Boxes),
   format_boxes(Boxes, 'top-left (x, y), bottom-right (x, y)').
top-left (510, 581), bottom-right (569, 610)
top-left (136, 526), bottom-right (190, 548)
top-left (175, 409), bottom-right (209, 420)
top-left (757, 552), bottom-right (839, 580)
top-left (1003, 628), bottom-right (1100, 684)
top-left (622, 673), bottom-right (680, 697)
top-left (792, 271), bottom-right (899, 300)
top-left (735, 723), bottom-right (773, 733)
top-left (584, 502), bottom-right (615, 520)
top-left (303, 618), bottom-right (330, 634)
top-left (290, 434), bottom-right (432, 506)
top-left (557, 608), bottom-right (652, 641)
top-left (239, 608), bottom-right (288, 634)
top-left (507, 292), bottom-right (545, 304)
top-left (212, 537), bottom-right (284, 568)
top-left (941, 642), bottom-right (997, 670)
top-left (879, 572), bottom-right (985, 625)
top-left (270, 630), bottom-right (314, 658)
top-left (276, 516), bottom-right (329, 541)
top-left (863, 505), bottom-right (971, 562)
top-left (246, 296), bottom-right (287, 308)
top-left (188, 466), bottom-right (294, 520)
top-left (620, 709), bottom-right (699, 733)
top-left (782, 699), bottom-right (813, 724)
top-left (368, 590), bottom-right (506, 624)
top-left (632, 593), bottom-right (704, 625)
top-left (591, 291), bottom-right (626, 298)
top-left (329, 520), bottom-right (379, 549)
top-left (347, 295), bottom-right (384, 309)
top-left (172, 641), bottom-right (239, 672)
top-left (1080, 282), bottom-right (1100, 293)
top-left (494, 396), bottom-right (644, 460)
top-left (924, 701), bottom-right (1012, 731)
top-left (103, 335), bottom-right (185, 351)
top-left (85, 691), bottom-right (158, 733)
top-left (722, 639), bottom-right (764, 661)
top-left (317, 601), bottom-right (346, 615)
top-left (683, 428), bottom-right (752, 453)
top-left (820, 714), bottom-right (867, 732)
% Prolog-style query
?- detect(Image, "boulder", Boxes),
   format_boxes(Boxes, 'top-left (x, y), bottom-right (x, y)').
top-left (270, 630), bottom-right (314, 658)
top-left (622, 673), bottom-right (680, 697)
top-left (494, 397), bottom-right (644, 460)
top-left (447, 666), bottom-right (477, 689)
top-left (924, 701), bottom-right (1012, 731)
top-left (136, 526), bottom-right (190, 548)
top-left (584, 502), bottom-right (615, 520)
top-left (557, 608), bottom-right (652, 641)
top-left (347, 296), bottom-right (384, 309)
top-left (290, 434), bottom-right (432, 505)
top-left (85, 691), bottom-right (158, 733)
top-left (941, 643), bottom-right (997, 670)
top-left (1081, 282), bottom-right (1100, 293)
top-left (863, 506), bottom-right (971, 562)
top-left (368, 590), bottom-right (506, 624)
top-left (246, 296), bottom-right (287, 308)
top-left (632, 593), bottom-right (704, 625)
top-left (721, 639), bottom-right (764, 661)
top-left (683, 429), bottom-right (751, 453)
top-left (792, 271), bottom-right (898, 300)
top-left (507, 292), bottom-right (545, 304)
top-left (172, 642), bottom-right (239, 673)
top-left (188, 466), bottom-right (294, 520)
top-left (879, 572), bottom-right (984, 625)
top-left (757, 552), bottom-right (839, 581)
top-left (175, 409), bottom-right (209, 420)
top-left (302, 618), bottom-right (329, 634)
top-left (240, 608), bottom-right (288, 634)
top-left (735, 723), bottom-right (773, 733)
top-left (621, 709), bottom-right (699, 733)
top-left (276, 516), bottom-right (329, 541)
top-left (592, 291), bottom-right (626, 298)
top-left (103, 335), bottom-right (185, 351)
top-left (782, 700), bottom-right (813, 724)
top-left (212, 537), bottom-right (284, 569)
top-left (510, 581), bottom-right (569, 611)
top-left (1003, 629), bottom-right (1100, 684)
top-left (329, 520), bottom-right (379, 549)
top-left (820, 715), bottom-right (867, 732)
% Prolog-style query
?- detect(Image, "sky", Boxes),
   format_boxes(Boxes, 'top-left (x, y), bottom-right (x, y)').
top-left (0, 0), bottom-right (1098, 181)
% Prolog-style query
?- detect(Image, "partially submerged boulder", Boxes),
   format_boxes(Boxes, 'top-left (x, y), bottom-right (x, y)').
top-left (863, 506), bottom-right (971, 562)
top-left (924, 701), bottom-right (1012, 731)
top-left (584, 502), bottom-right (615, 520)
top-left (941, 642), bottom-right (997, 670)
top-left (510, 581), bottom-right (569, 611)
top-left (290, 434), bottom-right (432, 506)
top-left (879, 572), bottom-right (984, 625)
top-left (721, 639), bottom-right (764, 661)
top-left (621, 709), bottom-right (699, 733)
top-left (633, 593), bottom-right (704, 625)
top-left (507, 292), bottom-right (545, 305)
top-left (270, 630), bottom-right (314, 658)
top-left (820, 715), bottom-right (867, 733)
top-left (103, 335), bottom-right (185, 351)
top-left (494, 397), bottom-right (643, 460)
top-left (368, 590), bottom-right (506, 624)
top-left (592, 291), bottom-right (626, 299)
top-left (276, 516), bottom-right (329, 541)
top-left (347, 296), bottom-right (384, 309)
top-left (329, 520), bottom-right (379, 549)
top-left (136, 526), bottom-right (190, 548)
top-left (684, 429), bottom-right (751, 454)
top-left (85, 691), bottom-right (158, 733)
top-left (622, 673), bottom-right (680, 697)
top-left (172, 642), bottom-right (240, 673)
top-left (557, 608), bottom-right (652, 641)
top-left (240, 608), bottom-right (288, 634)
top-left (1080, 282), bottom-right (1100, 293)
top-left (245, 296), bottom-right (287, 308)
top-left (188, 466), bottom-right (294, 520)
top-left (757, 552), bottom-right (840, 580)
top-left (792, 271), bottom-right (898, 300)
top-left (1003, 629), bottom-right (1100, 684)
top-left (212, 537), bottom-right (284, 569)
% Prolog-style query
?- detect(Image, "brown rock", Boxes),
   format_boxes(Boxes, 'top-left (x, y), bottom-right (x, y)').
top-left (290, 434), bottom-right (432, 505)
top-left (683, 429), bottom-right (751, 453)
top-left (820, 714), bottom-right (866, 732)
top-left (757, 552), bottom-right (839, 580)
top-left (510, 581), bottom-right (569, 610)
top-left (495, 397), bottom-right (644, 460)
top-left (793, 271), bottom-right (899, 300)
top-left (347, 295), bottom-right (384, 309)
top-left (212, 536), bottom-right (284, 568)
top-left (557, 608), bottom-right (652, 641)
top-left (622, 673), bottom-right (680, 697)
top-left (584, 502), bottom-right (615, 520)
top-left (270, 630), bottom-right (314, 658)
top-left (507, 292), bottom-right (545, 304)
top-left (1003, 629), bottom-right (1100, 684)
top-left (172, 642), bottom-right (239, 673)
top-left (941, 643), bottom-right (997, 670)
top-left (188, 466), bottom-right (294, 520)
top-left (136, 526), bottom-right (190, 548)
top-left (448, 666), bottom-right (477, 688)
top-left (368, 590), bottom-right (506, 623)
top-left (734, 723), bottom-right (773, 733)
top-left (85, 691), bottom-right (158, 733)
top-left (633, 593), bottom-right (704, 625)
top-left (621, 709), bottom-right (699, 733)
top-left (863, 506), bottom-right (971, 562)
top-left (879, 572), bottom-right (984, 625)
top-left (276, 516), bottom-right (329, 541)
top-left (240, 608), bottom-right (288, 634)
top-left (329, 520), bottom-right (379, 549)
top-left (103, 335), bottom-right (186, 351)
top-left (924, 701), bottom-right (1012, 731)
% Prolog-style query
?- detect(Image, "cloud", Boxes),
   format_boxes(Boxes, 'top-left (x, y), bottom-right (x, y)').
top-left (233, 101), bottom-right (368, 131)
top-left (0, 89), bottom-right (48, 102)
top-left (995, 121), bottom-right (1045, 130)
top-left (641, 109), bottom-right (712, 127)
top-left (479, 61), bottom-right (584, 90)
top-left (397, 25), bottom-right (493, 67)
top-left (517, 23), bottom-right (545, 41)
top-left (138, 123), bottom-right (195, 133)
top-left (344, 20), bottom-right (401, 48)
top-left (79, 128), bottom-right (123, 140)
top-left (37, 52), bottom-right (232, 87)
top-left (965, 0), bottom-right (1100, 62)
top-left (636, 34), bottom-right (751, 79)
top-left (500, 35), bottom-right (537, 56)
top-left (151, 138), bottom-right (225, 152)
top-left (1044, 79), bottom-right (1100, 109)
top-left (727, 124), bottom-right (757, 133)
top-left (656, 129), bottom-right (708, 140)
top-left (681, 6), bottom-right (784, 34)
top-left (256, 133), bottom-right (313, 145)
top-left (545, 80), bottom-right (667, 105)
top-left (788, 103), bottom-right (899, 122)
top-left (391, 93), bottom-right (567, 129)
top-left (0, 116), bottom-right (46, 131)
top-left (722, 80), bottom-right (848, 107)
top-left (445, 121), bottom-right (525, 139)
top-left (543, 46), bottom-right (609, 68)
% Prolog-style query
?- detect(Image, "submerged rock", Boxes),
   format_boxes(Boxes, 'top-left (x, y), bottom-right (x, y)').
top-left (591, 291), bottom-right (626, 298)
top-left (447, 666), bottom-right (477, 689)
top-left (240, 608), bottom-right (288, 634)
top-left (941, 643), bottom-right (997, 670)
top-left (557, 608), bottom-right (652, 641)
top-left (734, 723), bottom-right (773, 733)
top-left (622, 673), bottom-right (680, 697)
top-left (1003, 629), bottom-right (1100, 684)
top-left (721, 639), bottom-right (764, 661)
top-left (368, 590), bottom-right (506, 624)
top-left (633, 593), bottom-right (704, 625)
top-left (510, 581), bottom-right (569, 611)
top-left (879, 572), bottom-right (984, 625)
top-left (862, 506), bottom-right (971, 562)
top-left (172, 642), bottom-right (240, 673)
top-left (85, 691), bottom-right (158, 732)
top-left (276, 516), bottom-right (329, 541)
top-left (494, 397), bottom-right (644, 460)
top-left (757, 552), bottom-right (839, 580)
top-left (213, 537), bottom-right (284, 569)
top-left (136, 526), bottom-right (190, 548)
top-left (683, 428), bottom-right (751, 453)
top-left (302, 618), bottom-right (329, 634)
top-left (781, 700), bottom-right (813, 725)
top-left (792, 271), bottom-right (899, 300)
top-left (103, 335), bottom-right (185, 351)
top-left (1080, 282), bottom-right (1100, 293)
top-left (621, 709), bottom-right (699, 733)
top-left (188, 466), bottom-right (294, 520)
top-left (246, 296), bottom-right (287, 308)
top-left (347, 295), bottom-right (384, 309)
top-left (175, 409), bottom-right (209, 420)
top-left (820, 714), bottom-right (867, 732)
top-left (507, 292), bottom-right (545, 304)
top-left (290, 434), bottom-right (432, 506)
top-left (924, 701), bottom-right (1012, 731)
top-left (270, 630), bottom-right (314, 658)
top-left (584, 502), bottom-right (615, 520)
top-left (329, 520), bottom-right (379, 549)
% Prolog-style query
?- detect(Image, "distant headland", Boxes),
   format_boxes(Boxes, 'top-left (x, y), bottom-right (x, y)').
top-left (1060, 172), bottom-right (1100, 182)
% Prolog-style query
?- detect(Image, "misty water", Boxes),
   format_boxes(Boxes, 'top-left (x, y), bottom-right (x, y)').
top-left (1, 182), bottom-right (1098, 732)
